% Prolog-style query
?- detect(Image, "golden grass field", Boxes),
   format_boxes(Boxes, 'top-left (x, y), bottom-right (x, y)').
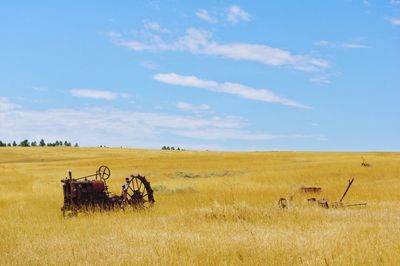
top-left (0, 147), bottom-right (399, 265)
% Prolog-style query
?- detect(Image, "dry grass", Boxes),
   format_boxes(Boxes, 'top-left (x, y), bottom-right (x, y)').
top-left (0, 147), bottom-right (399, 265)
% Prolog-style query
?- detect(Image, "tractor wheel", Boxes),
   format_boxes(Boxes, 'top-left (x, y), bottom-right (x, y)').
top-left (122, 174), bottom-right (155, 209)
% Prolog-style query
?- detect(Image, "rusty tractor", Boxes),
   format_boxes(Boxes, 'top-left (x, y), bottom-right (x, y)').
top-left (61, 165), bottom-right (154, 217)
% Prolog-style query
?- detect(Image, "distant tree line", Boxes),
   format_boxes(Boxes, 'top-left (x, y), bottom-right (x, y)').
top-left (161, 146), bottom-right (183, 151)
top-left (0, 139), bottom-right (79, 147)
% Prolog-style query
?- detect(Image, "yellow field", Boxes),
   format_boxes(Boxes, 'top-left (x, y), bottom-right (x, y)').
top-left (0, 147), bottom-right (399, 265)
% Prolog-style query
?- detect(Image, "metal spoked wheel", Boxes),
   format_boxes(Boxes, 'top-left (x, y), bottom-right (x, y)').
top-left (97, 165), bottom-right (111, 180)
top-left (122, 175), bottom-right (154, 209)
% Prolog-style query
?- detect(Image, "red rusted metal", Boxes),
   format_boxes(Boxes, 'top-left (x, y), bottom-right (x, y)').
top-left (91, 180), bottom-right (105, 193)
top-left (61, 165), bottom-right (154, 217)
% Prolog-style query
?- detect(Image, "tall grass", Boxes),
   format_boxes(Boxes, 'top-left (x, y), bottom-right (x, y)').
top-left (0, 148), bottom-right (399, 265)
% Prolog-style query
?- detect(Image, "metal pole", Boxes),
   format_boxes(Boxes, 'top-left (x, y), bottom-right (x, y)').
top-left (69, 170), bottom-right (73, 209)
top-left (339, 178), bottom-right (354, 203)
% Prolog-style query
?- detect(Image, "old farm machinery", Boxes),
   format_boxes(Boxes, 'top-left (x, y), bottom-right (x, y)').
top-left (61, 165), bottom-right (154, 216)
top-left (278, 178), bottom-right (366, 209)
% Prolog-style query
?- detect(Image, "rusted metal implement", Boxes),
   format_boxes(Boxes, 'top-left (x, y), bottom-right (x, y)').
top-left (299, 186), bottom-right (322, 193)
top-left (361, 157), bottom-right (371, 167)
top-left (278, 178), bottom-right (366, 209)
top-left (330, 178), bottom-right (367, 208)
top-left (61, 165), bottom-right (154, 216)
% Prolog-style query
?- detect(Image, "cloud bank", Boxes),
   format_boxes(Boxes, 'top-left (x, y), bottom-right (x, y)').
top-left (154, 73), bottom-right (311, 109)
top-left (0, 97), bottom-right (322, 149)
top-left (113, 28), bottom-right (329, 72)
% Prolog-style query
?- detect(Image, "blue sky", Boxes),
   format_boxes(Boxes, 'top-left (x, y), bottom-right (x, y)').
top-left (0, 0), bottom-right (399, 151)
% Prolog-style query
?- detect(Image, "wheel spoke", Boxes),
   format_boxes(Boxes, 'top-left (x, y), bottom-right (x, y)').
top-left (135, 178), bottom-right (140, 189)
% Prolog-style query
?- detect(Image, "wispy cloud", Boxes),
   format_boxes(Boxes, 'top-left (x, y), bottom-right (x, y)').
top-left (143, 21), bottom-right (170, 33)
top-left (176, 101), bottom-right (211, 113)
top-left (69, 89), bottom-right (119, 100)
top-left (0, 97), bottom-right (20, 112)
top-left (363, 0), bottom-right (371, 7)
top-left (315, 40), bottom-right (331, 46)
top-left (154, 73), bottom-right (311, 109)
top-left (386, 17), bottom-right (400, 25)
top-left (0, 98), bottom-right (325, 148)
top-left (141, 60), bottom-right (159, 69)
top-left (32, 87), bottom-right (48, 92)
top-left (309, 72), bottom-right (341, 84)
top-left (226, 5), bottom-right (250, 24)
top-left (174, 128), bottom-right (278, 140)
top-left (114, 28), bottom-right (329, 72)
top-left (196, 9), bottom-right (217, 24)
top-left (0, 98), bottom-right (269, 146)
top-left (315, 40), bottom-right (370, 49)
top-left (390, 0), bottom-right (400, 5)
top-left (174, 129), bottom-right (324, 141)
top-left (341, 43), bottom-right (369, 49)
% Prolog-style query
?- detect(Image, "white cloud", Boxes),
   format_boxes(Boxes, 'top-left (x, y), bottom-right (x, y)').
top-left (154, 73), bottom-right (311, 109)
top-left (143, 21), bottom-right (170, 33)
top-left (341, 43), bottom-right (369, 49)
top-left (174, 129), bottom-right (324, 141)
top-left (310, 72), bottom-right (341, 84)
top-left (363, 0), bottom-right (371, 7)
top-left (174, 128), bottom-right (279, 140)
top-left (0, 104), bottom-right (240, 146)
top-left (0, 99), bottom-right (270, 147)
top-left (196, 9), bottom-right (217, 24)
top-left (0, 98), bottom-right (325, 148)
top-left (386, 17), bottom-right (400, 25)
top-left (0, 97), bottom-right (20, 112)
top-left (115, 28), bottom-right (329, 72)
top-left (315, 40), bottom-right (331, 46)
top-left (315, 40), bottom-right (369, 49)
top-left (390, 0), bottom-right (400, 5)
top-left (69, 89), bottom-right (118, 100)
top-left (226, 5), bottom-right (250, 24)
top-left (176, 102), bottom-right (211, 113)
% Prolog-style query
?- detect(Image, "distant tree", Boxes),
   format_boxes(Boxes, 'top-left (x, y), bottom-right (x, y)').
top-left (74, 143), bottom-right (79, 147)
top-left (161, 146), bottom-right (167, 150)
top-left (0, 140), bottom-right (6, 147)
top-left (39, 139), bottom-right (46, 147)
top-left (7, 143), bottom-right (11, 147)
top-left (64, 141), bottom-right (70, 147)
top-left (31, 141), bottom-right (37, 147)
top-left (12, 141), bottom-right (17, 147)
top-left (19, 139), bottom-right (30, 147)
top-left (177, 147), bottom-right (180, 151)
top-left (171, 146), bottom-right (175, 150)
